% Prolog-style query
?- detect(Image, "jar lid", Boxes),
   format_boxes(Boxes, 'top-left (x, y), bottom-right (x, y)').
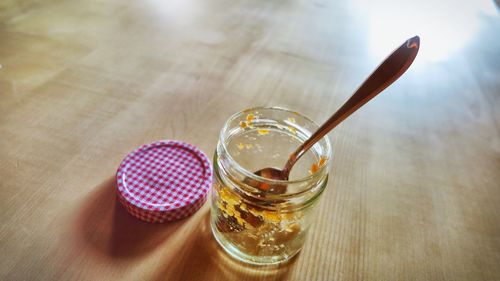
top-left (116, 140), bottom-right (212, 223)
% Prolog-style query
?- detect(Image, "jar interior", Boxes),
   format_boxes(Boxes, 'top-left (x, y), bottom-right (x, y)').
top-left (212, 107), bottom-right (332, 264)
top-left (222, 107), bottom-right (330, 195)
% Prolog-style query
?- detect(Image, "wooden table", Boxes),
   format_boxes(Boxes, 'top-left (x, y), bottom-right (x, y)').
top-left (1, 0), bottom-right (499, 280)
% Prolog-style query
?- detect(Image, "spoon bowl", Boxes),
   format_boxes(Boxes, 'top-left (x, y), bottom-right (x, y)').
top-left (243, 167), bottom-right (288, 194)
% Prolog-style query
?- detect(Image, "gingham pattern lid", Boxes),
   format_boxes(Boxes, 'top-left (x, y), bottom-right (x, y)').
top-left (116, 140), bottom-right (212, 223)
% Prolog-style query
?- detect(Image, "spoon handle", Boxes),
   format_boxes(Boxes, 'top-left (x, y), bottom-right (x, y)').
top-left (283, 36), bottom-right (420, 175)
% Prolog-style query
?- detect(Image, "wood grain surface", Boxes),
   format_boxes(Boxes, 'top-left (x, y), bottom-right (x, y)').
top-left (1, 0), bottom-right (499, 280)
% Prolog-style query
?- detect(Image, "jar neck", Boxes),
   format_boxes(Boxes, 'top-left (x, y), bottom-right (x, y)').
top-left (216, 144), bottom-right (330, 212)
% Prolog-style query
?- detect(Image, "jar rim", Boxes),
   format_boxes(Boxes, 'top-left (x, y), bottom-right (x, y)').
top-left (218, 106), bottom-right (332, 187)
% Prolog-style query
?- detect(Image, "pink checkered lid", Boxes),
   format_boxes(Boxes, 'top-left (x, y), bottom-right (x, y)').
top-left (116, 140), bottom-right (212, 223)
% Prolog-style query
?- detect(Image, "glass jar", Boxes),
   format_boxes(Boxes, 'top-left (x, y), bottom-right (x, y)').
top-left (210, 107), bottom-right (331, 265)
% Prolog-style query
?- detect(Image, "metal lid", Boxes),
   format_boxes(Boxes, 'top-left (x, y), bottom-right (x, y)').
top-left (116, 140), bottom-right (212, 223)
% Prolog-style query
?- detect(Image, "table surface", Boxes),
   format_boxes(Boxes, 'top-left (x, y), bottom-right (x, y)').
top-left (1, 0), bottom-right (499, 280)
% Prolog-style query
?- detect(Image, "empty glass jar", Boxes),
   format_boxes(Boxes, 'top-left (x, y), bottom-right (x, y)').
top-left (210, 107), bottom-right (331, 264)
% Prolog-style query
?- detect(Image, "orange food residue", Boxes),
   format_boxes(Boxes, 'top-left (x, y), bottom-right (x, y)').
top-left (237, 143), bottom-right (245, 150)
top-left (257, 129), bottom-right (269, 135)
top-left (309, 163), bottom-right (319, 174)
top-left (319, 156), bottom-right (328, 167)
top-left (309, 156), bottom-right (328, 174)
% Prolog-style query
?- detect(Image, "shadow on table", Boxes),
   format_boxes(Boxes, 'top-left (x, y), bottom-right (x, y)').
top-left (74, 177), bottom-right (186, 258)
top-left (151, 210), bottom-right (297, 281)
top-left (73, 177), bottom-right (296, 279)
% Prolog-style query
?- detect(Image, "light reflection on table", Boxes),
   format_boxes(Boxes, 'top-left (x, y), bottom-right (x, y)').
top-left (351, 0), bottom-right (498, 63)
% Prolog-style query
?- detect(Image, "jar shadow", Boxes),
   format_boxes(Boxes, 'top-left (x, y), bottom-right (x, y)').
top-left (73, 176), bottom-right (186, 259)
top-left (152, 210), bottom-right (298, 280)
top-left (72, 177), bottom-right (298, 278)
